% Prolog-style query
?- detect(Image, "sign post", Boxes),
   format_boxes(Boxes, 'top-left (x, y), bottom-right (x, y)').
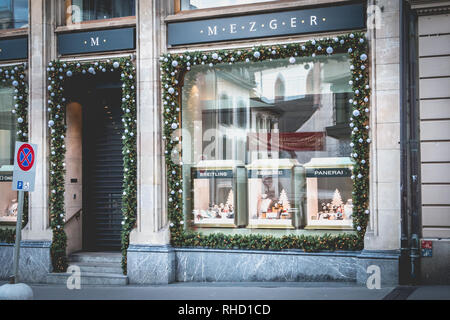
top-left (10, 142), bottom-right (37, 284)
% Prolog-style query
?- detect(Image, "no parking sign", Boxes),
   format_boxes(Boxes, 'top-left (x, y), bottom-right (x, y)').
top-left (12, 142), bottom-right (37, 192)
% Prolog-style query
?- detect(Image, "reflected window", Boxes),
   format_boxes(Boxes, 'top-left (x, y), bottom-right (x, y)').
top-left (67, 0), bottom-right (135, 24)
top-left (180, 0), bottom-right (276, 11)
top-left (182, 54), bottom-right (355, 230)
top-left (0, 0), bottom-right (28, 30)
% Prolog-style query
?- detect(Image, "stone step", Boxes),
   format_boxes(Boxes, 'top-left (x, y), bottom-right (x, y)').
top-left (69, 252), bottom-right (122, 264)
top-left (68, 262), bottom-right (123, 275)
top-left (46, 272), bottom-right (128, 286)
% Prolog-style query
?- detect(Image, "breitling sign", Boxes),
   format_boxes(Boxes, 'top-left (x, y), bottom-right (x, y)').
top-left (168, 3), bottom-right (365, 46)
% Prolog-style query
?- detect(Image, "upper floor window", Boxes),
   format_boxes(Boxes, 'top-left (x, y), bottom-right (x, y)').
top-left (0, 0), bottom-right (28, 30)
top-left (66, 0), bottom-right (135, 24)
top-left (178, 0), bottom-right (276, 11)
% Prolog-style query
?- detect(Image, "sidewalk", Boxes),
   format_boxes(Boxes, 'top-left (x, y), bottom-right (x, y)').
top-left (1, 281), bottom-right (449, 300)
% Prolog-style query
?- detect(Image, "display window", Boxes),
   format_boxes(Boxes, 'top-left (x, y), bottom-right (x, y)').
top-left (0, 85), bottom-right (17, 223)
top-left (186, 160), bottom-right (247, 228)
top-left (65, 0), bottom-right (135, 24)
top-left (181, 53), bottom-right (355, 230)
top-left (0, 0), bottom-right (28, 30)
top-left (304, 157), bottom-right (354, 229)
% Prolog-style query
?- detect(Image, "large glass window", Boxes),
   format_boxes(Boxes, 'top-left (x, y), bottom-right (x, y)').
top-left (67, 0), bottom-right (135, 24)
top-left (182, 54), bottom-right (354, 231)
top-left (179, 0), bottom-right (276, 11)
top-left (0, 85), bottom-right (17, 223)
top-left (0, 0), bottom-right (28, 30)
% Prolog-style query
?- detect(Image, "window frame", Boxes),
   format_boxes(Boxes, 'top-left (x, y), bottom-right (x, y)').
top-left (59, 0), bottom-right (136, 31)
top-left (0, 0), bottom-right (29, 36)
top-left (174, 0), bottom-right (289, 14)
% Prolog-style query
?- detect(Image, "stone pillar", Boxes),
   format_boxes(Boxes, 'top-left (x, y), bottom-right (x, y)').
top-left (357, 0), bottom-right (402, 286)
top-left (19, 0), bottom-right (54, 282)
top-left (127, 0), bottom-right (175, 284)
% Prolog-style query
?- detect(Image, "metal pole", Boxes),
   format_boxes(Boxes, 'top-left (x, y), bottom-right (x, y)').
top-left (11, 190), bottom-right (24, 284)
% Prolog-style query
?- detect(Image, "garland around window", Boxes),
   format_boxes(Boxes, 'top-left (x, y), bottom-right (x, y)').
top-left (160, 32), bottom-right (371, 252)
top-left (0, 63), bottom-right (29, 239)
top-left (46, 58), bottom-right (136, 273)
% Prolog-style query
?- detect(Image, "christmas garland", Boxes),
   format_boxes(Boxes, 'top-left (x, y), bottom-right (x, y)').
top-left (46, 58), bottom-right (137, 273)
top-left (0, 63), bottom-right (29, 234)
top-left (160, 32), bottom-right (371, 252)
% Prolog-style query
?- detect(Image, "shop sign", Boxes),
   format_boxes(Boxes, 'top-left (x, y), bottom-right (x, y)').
top-left (306, 168), bottom-right (352, 178)
top-left (248, 169), bottom-right (291, 178)
top-left (0, 174), bottom-right (12, 182)
top-left (0, 36), bottom-right (27, 61)
top-left (58, 28), bottom-right (135, 55)
top-left (194, 169), bottom-right (233, 179)
top-left (168, 3), bottom-right (365, 46)
top-left (248, 132), bottom-right (325, 152)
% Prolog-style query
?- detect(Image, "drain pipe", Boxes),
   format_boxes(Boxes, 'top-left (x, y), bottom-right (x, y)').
top-left (399, 0), bottom-right (421, 285)
top-left (399, 0), bottom-right (411, 285)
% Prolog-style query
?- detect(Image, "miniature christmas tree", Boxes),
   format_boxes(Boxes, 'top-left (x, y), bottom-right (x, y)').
top-left (331, 189), bottom-right (343, 207)
top-left (226, 189), bottom-right (234, 207)
top-left (279, 189), bottom-right (290, 210)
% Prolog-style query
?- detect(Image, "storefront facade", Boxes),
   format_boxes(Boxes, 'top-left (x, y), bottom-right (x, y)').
top-left (0, 0), bottom-right (448, 286)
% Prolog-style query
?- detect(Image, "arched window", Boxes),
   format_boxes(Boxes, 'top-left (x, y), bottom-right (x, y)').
top-left (274, 74), bottom-right (285, 102)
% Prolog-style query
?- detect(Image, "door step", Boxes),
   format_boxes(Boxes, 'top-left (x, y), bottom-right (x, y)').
top-left (69, 252), bottom-right (122, 264)
top-left (46, 272), bottom-right (128, 286)
top-left (46, 252), bottom-right (127, 286)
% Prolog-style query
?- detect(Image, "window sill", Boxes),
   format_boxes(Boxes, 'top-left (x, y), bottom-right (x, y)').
top-left (0, 28), bottom-right (28, 39)
top-left (166, 0), bottom-right (351, 23)
top-left (55, 16), bottom-right (136, 34)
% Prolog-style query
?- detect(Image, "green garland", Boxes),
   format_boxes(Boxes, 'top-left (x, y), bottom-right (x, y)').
top-left (46, 58), bottom-right (137, 273)
top-left (160, 32), bottom-right (370, 252)
top-left (0, 63), bottom-right (29, 232)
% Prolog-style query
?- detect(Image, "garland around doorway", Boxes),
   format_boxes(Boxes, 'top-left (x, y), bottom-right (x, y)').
top-left (46, 57), bottom-right (137, 273)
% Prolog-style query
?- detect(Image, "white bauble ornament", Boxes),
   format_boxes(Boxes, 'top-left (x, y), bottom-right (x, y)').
top-left (360, 54), bottom-right (368, 61)
top-left (326, 46), bottom-right (333, 54)
top-left (353, 110), bottom-right (360, 117)
top-left (172, 60), bottom-right (178, 67)
top-left (171, 123), bottom-right (178, 130)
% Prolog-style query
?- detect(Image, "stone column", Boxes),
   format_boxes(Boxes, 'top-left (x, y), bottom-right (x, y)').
top-left (127, 0), bottom-right (175, 284)
top-left (357, 0), bottom-right (402, 286)
top-left (19, 0), bottom-right (55, 282)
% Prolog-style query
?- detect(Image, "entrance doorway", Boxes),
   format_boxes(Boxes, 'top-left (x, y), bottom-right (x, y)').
top-left (66, 73), bottom-right (124, 251)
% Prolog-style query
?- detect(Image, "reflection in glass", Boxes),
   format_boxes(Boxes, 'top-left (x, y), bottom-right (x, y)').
top-left (0, 0), bottom-right (28, 30)
top-left (182, 54), bottom-right (354, 230)
top-left (180, 0), bottom-right (275, 11)
top-left (69, 0), bottom-right (135, 23)
top-left (0, 85), bottom-right (17, 222)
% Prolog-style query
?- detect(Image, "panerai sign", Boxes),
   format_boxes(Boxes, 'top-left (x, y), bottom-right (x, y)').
top-left (167, 3), bottom-right (365, 46)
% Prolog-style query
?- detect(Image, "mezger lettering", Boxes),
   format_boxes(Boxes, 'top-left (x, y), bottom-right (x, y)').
top-left (205, 15), bottom-right (320, 36)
